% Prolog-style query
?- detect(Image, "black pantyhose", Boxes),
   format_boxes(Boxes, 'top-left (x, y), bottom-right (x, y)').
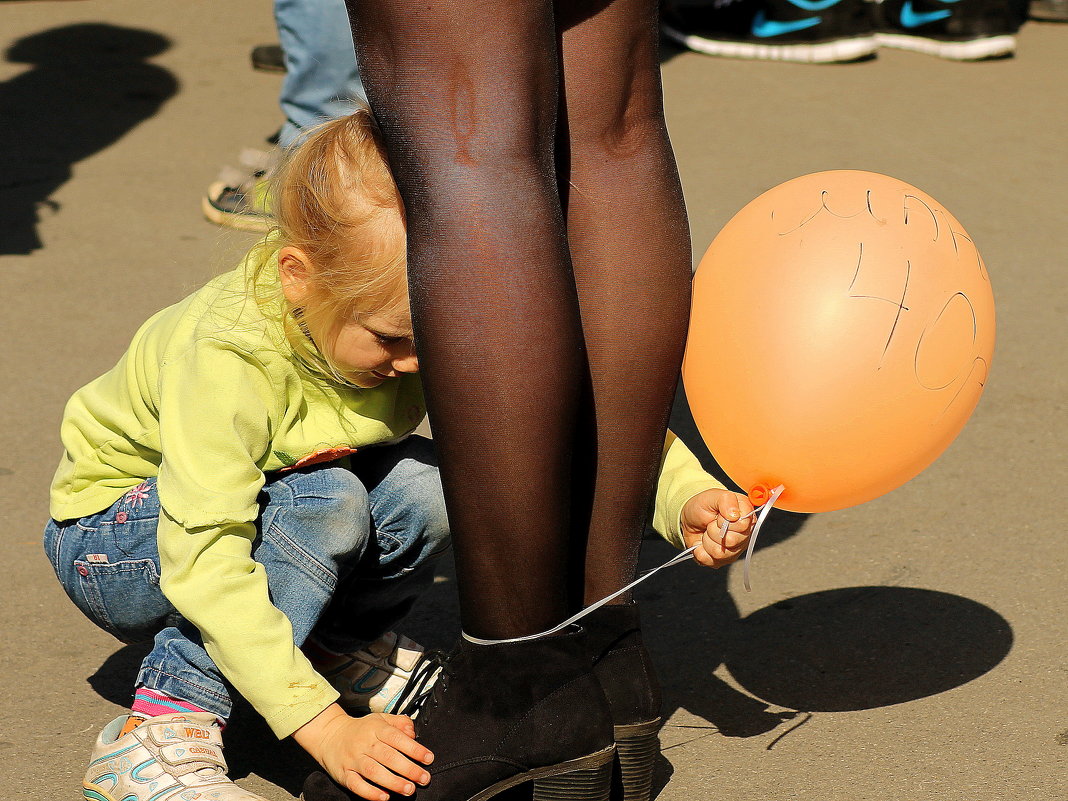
top-left (345, 0), bottom-right (690, 640)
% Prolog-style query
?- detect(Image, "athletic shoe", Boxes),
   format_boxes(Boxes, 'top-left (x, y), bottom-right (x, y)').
top-left (202, 148), bottom-right (276, 232)
top-left (660, 0), bottom-right (878, 63)
top-left (322, 631), bottom-right (430, 715)
top-left (875, 0), bottom-right (1026, 59)
top-left (83, 713), bottom-right (267, 801)
top-left (251, 43), bottom-right (286, 72)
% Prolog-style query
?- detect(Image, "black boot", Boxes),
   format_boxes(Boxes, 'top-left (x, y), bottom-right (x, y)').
top-left (583, 603), bottom-right (662, 801)
top-left (302, 626), bottom-right (615, 801)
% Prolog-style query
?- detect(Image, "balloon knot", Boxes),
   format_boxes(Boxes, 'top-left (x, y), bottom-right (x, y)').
top-left (749, 483), bottom-right (773, 506)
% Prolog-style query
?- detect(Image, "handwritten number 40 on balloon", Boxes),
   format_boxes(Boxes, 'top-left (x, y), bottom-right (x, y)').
top-left (683, 170), bottom-right (995, 515)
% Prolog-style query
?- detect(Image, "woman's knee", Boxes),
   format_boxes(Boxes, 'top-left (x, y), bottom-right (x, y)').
top-left (570, 92), bottom-right (668, 163)
top-left (372, 67), bottom-right (558, 191)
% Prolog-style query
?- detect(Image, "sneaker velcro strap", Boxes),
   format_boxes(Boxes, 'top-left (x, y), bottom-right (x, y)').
top-left (392, 634), bottom-right (424, 671)
top-left (159, 741), bottom-right (227, 772)
top-left (149, 722), bottom-right (223, 748)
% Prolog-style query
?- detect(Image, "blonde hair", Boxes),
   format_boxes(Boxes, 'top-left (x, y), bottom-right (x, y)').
top-left (247, 108), bottom-right (408, 379)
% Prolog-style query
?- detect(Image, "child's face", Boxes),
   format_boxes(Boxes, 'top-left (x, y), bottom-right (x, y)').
top-left (323, 309), bottom-right (418, 389)
top-left (278, 246), bottom-right (418, 388)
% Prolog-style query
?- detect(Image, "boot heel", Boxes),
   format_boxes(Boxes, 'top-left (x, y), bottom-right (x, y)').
top-left (532, 748), bottom-right (615, 801)
top-left (613, 719), bottom-right (662, 801)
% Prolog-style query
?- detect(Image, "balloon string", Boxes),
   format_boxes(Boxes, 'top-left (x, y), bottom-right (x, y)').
top-left (463, 486), bottom-right (784, 646)
top-left (742, 484), bottom-right (785, 592)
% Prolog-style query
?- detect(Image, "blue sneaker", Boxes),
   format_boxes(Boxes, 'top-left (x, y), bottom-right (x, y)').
top-left (875, 0), bottom-right (1027, 59)
top-left (660, 0), bottom-right (878, 63)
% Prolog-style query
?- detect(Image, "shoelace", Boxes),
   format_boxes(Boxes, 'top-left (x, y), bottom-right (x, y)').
top-left (394, 649), bottom-right (449, 721)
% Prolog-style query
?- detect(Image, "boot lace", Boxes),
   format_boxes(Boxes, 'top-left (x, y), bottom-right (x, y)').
top-left (394, 649), bottom-right (449, 722)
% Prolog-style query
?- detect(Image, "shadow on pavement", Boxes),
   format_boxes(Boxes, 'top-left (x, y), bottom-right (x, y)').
top-left (638, 542), bottom-right (1014, 737)
top-left (721, 585), bottom-right (1014, 712)
top-left (84, 546), bottom-right (1013, 797)
top-left (653, 383), bottom-right (1014, 738)
top-left (0, 23), bottom-right (178, 255)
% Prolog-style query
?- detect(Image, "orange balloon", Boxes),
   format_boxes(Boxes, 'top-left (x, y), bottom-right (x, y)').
top-left (683, 171), bottom-right (995, 513)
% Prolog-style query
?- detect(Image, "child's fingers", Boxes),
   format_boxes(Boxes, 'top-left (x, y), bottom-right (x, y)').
top-left (343, 772), bottom-right (391, 801)
top-left (692, 542), bottom-right (742, 568)
top-left (720, 514), bottom-right (754, 535)
top-left (692, 491), bottom-right (758, 568)
top-left (735, 493), bottom-right (756, 517)
top-left (375, 718), bottom-right (434, 766)
top-left (706, 526), bottom-right (749, 552)
top-left (352, 755), bottom-right (420, 797)
top-left (691, 543), bottom-right (718, 568)
top-left (367, 740), bottom-right (432, 787)
top-left (693, 543), bottom-right (745, 569)
top-left (694, 526), bottom-right (749, 567)
top-left (716, 492), bottom-right (742, 522)
top-left (718, 496), bottom-right (756, 532)
top-left (380, 713), bottom-right (417, 738)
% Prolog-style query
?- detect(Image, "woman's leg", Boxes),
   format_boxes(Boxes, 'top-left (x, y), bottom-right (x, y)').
top-left (314, 7), bottom-right (621, 801)
top-left (556, 0), bottom-right (692, 606)
top-left (539, 10), bottom-right (687, 800)
top-left (345, 0), bottom-right (585, 640)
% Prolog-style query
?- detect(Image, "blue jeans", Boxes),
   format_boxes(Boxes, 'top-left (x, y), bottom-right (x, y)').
top-left (43, 436), bottom-right (448, 721)
top-left (274, 0), bottom-right (366, 148)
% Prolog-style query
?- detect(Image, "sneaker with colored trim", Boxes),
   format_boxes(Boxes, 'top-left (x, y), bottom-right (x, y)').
top-left (321, 631), bottom-right (429, 715)
top-left (202, 148), bottom-right (276, 232)
top-left (83, 713), bottom-right (266, 801)
top-left (875, 0), bottom-right (1026, 59)
top-left (661, 0), bottom-right (878, 63)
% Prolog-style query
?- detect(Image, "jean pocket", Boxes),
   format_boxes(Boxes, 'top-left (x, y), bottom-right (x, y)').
top-left (74, 558), bottom-right (172, 644)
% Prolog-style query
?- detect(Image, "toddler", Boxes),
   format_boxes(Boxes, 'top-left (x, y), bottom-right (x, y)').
top-left (44, 109), bottom-right (754, 801)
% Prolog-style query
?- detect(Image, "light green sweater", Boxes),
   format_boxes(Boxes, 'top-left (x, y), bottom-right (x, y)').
top-left (50, 245), bottom-right (722, 738)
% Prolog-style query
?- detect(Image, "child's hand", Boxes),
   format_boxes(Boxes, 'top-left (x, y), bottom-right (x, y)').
top-left (680, 489), bottom-right (755, 569)
top-left (293, 703), bottom-right (433, 800)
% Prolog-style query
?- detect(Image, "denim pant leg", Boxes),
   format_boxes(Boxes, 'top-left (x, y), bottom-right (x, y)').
top-left (41, 481), bottom-right (231, 712)
top-left (45, 468), bottom-right (377, 720)
top-left (313, 436), bottom-right (451, 652)
top-left (136, 465), bottom-right (376, 719)
top-left (43, 481), bottom-right (175, 647)
top-left (274, 0), bottom-right (366, 148)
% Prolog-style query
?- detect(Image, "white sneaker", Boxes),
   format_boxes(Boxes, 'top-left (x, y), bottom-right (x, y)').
top-left (322, 631), bottom-right (426, 715)
top-left (83, 713), bottom-right (266, 801)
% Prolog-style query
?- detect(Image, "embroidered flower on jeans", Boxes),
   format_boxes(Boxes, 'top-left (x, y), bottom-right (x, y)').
top-left (123, 481), bottom-right (152, 508)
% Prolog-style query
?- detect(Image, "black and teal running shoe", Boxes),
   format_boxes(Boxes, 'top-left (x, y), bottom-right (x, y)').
top-left (875, 0), bottom-right (1028, 59)
top-left (660, 0), bottom-right (878, 63)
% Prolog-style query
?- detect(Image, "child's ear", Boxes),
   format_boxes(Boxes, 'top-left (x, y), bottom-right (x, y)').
top-left (278, 246), bottom-right (314, 306)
